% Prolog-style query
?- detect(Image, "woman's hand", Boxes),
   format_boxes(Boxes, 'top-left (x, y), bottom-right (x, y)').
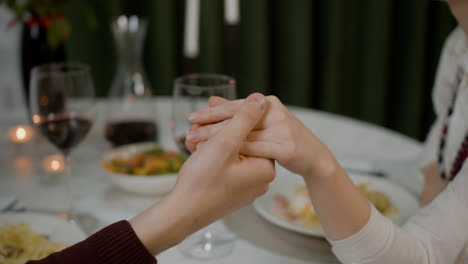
top-left (186, 94), bottom-right (371, 241)
top-left (420, 162), bottom-right (445, 206)
top-left (130, 93), bottom-right (275, 255)
top-left (186, 94), bottom-right (339, 182)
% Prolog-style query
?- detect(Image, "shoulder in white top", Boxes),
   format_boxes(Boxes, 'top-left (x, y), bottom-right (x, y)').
top-left (330, 26), bottom-right (468, 264)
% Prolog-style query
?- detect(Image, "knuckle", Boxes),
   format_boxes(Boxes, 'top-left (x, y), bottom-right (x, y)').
top-left (283, 124), bottom-right (295, 139)
top-left (216, 136), bottom-right (237, 150)
top-left (266, 95), bottom-right (280, 104)
top-left (276, 111), bottom-right (288, 122)
top-left (282, 142), bottom-right (297, 163)
top-left (264, 171), bottom-right (275, 183)
top-left (206, 107), bottom-right (215, 117)
top-left (198, 126), bottom-right (210, 138)
top-left (251, 92), bottom-right (264, 97)
top-left (259, 185), bottom-right (269, 196)
top-left (241, 106), bottom-right (260, 121)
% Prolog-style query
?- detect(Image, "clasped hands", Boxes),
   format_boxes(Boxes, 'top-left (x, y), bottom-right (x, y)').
top-left (130, 93), bottom-right (342, 256)
top-left (186, 93), bottom-right (340, 183)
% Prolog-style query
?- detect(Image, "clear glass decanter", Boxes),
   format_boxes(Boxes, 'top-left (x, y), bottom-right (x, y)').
top-left (105, 15), bottom-right (158, 147)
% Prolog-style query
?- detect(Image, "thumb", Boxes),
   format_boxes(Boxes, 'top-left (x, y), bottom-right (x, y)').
top-left (213, 93), bottom-right (266, 145)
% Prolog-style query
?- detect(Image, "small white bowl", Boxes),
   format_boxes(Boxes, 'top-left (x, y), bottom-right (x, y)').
top-left (101, 142), bottom-right (179, 195)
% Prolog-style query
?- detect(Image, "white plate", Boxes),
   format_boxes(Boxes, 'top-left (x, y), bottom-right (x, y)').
top-left (101, 142), bottom-right (179, 195)
top-left (0, 212), bottom-right (87, 245)
top-left (253, 169), bottom-right (419, 237)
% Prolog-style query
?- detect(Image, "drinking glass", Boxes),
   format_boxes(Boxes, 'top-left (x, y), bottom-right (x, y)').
top-left (29, 62), bottom-right (98, 231)
top-left (172, 73), bottom-right (237, 259)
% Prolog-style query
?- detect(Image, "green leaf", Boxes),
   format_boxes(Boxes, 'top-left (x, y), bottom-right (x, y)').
top-left (144, 146), bottom-right (164, 156)
top-left (47, 19), bottom-right (70, 49)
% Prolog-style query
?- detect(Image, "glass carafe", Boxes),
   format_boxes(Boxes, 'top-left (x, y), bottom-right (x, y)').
top-left (105, 15), bottom-right (158, 148)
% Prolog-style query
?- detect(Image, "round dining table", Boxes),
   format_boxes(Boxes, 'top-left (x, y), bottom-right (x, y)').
top-left (0, 97), bottom-right (424, 264)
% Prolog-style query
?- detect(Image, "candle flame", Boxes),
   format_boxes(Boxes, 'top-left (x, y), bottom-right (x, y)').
top-left (51, 160), bottom-right (61, 171)
top-left (16, 127), bottom-right (26, 140)
top-left (33, 115), bottom-right (40, 124)
top-left (9, 125), bottom-right (34, 143)
top-left (43, 155), bottom-right (65, 173)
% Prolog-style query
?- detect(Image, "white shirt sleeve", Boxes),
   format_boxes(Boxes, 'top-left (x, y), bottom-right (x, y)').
top-left (330, 163), bottom-right (468, 264)
top-left (419, 27), bottom-right (465, 168)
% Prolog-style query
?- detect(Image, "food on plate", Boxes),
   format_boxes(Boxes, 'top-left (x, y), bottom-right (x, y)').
top-left (0, 222), bottom-right (66, 264)
top-left (273, 183), bottom-right (398, 227)
top-left (357, 183), bottom-right (398, 216)
top-left (102, 145), bottom-right (186, 175)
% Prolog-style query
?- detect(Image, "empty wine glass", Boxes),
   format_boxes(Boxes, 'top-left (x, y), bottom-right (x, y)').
top-left (29, 62), bottom-right (98, 232)
top-left (172, 73), bottom-right (237, 259)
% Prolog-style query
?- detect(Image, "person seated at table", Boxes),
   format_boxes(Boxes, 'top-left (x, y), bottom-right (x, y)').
top-left (28, 94), bottom-right (274, 264)
top-left (187, 22), bottom-right (468, 264)
top-left (28, 1), bottom-right (467, 263)
top-left (186, 3), bottom-right (468, 262)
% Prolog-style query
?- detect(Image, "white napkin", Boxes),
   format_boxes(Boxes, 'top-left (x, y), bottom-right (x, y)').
top-left (0, 195), bottom-right (17, 212)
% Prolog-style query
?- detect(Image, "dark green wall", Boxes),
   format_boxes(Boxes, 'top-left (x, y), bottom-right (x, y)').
top-left (65, 0), bottom-right (457, 140)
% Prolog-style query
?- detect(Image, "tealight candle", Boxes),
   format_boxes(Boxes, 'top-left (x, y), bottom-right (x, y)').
top-left (42, 155), bottom-right (65, 173)
top-left (8, 125), bottom-right (34, 144)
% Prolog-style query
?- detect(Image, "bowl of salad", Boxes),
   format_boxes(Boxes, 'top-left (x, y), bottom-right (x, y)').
top-left (101, 142), bottom-right (186, 195)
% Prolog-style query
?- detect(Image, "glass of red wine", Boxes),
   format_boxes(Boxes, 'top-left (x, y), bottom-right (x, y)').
top-left (172, 73), bottom-right (237, 259)
top-left (29, 62), bottom-right (97, 230)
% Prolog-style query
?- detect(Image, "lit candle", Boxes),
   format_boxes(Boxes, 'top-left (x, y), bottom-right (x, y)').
top-left (183, 0), bottom-right (200, 58)
top-left (8, 125), bottom-right (34, 144)
top-left (42, 155), bottom-right (65, 173)
top-left (224, 0), bottom-right (240, 25)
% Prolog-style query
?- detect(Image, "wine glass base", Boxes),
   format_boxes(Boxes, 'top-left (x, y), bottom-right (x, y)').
top-left (178, 222), bottom-right (236, 260)
top-left (64, 212), bottom-right (101, 235)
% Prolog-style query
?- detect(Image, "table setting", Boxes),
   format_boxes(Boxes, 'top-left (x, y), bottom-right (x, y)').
top-left (0, 2), bottom-right (425, 264)
top-left (0, 89), bottom-right (424, 264)
top-left (0, 60), bottom-right (424, 263)
top-left (0, 58), bottom-right (424, 264)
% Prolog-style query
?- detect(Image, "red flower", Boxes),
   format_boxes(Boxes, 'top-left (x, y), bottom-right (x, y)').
top-left (26, 17), bottom-right (39, 28)
top-left (6, 18), bottom-right (19, 31)
top-left (40, 17), bottom-right (51, 29)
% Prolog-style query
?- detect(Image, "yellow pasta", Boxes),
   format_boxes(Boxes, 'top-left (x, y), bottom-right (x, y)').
top-left (0, 222), bottom-right (66, 264)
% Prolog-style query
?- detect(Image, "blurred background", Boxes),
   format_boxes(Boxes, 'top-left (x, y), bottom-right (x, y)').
top-left (0, 0), bottom-right (457, 140)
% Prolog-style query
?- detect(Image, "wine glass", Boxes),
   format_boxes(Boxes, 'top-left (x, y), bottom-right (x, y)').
top-left (29, 62), bottom-right (98, 231)
top-left (172, 73), bottom-right (237, 259)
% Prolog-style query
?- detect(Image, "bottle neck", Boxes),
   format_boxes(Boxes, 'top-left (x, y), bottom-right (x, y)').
top-left (114, 32), bottom-right (145, 71)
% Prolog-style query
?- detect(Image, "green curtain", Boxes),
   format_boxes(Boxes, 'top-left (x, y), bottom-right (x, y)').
top-left (65, 0), bottom-right (456, 140)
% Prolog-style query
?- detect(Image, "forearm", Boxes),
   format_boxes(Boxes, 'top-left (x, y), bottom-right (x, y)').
top-left (129, 190), bottom-right (206, 256)
top-left (304, 159), bottom-right (429, 263)
top-left (303, 158), bottom-right (371, 241)
top-left (330, 205), bottom-right (429, 264)
top-left (329, 177), bottom-right (468, 263)
top-left (307, 157), bottom-right (468, 263)
top-left (29, 221), bottom-right (156, 264)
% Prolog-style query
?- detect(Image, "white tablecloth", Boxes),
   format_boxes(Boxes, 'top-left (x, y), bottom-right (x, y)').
top-left (0, 98), bottom-right (423, 264)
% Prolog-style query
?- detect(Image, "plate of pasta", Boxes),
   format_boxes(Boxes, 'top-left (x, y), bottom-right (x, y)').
top-left (0, 212), bottom-right (87, 264)
top-left (253, 168), bottom-right (419, 237)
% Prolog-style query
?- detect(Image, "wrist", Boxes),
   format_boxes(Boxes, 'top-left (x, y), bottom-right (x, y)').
top-left (129, 190), bottom-right (201, 255)
top-left (302, 153), bottom-right (341, 186)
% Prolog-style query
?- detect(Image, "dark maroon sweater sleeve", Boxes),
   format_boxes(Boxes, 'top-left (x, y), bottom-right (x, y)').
top-left (28, 220), bottom-right (157, 264)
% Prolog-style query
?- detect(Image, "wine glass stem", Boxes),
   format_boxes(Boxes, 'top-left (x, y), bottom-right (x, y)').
top-left (63, 154), bottom-right (75, 219)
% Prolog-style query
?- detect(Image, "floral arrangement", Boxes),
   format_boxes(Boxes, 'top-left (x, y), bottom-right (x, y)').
top-left (0, 0), bottom-right (97, 49)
